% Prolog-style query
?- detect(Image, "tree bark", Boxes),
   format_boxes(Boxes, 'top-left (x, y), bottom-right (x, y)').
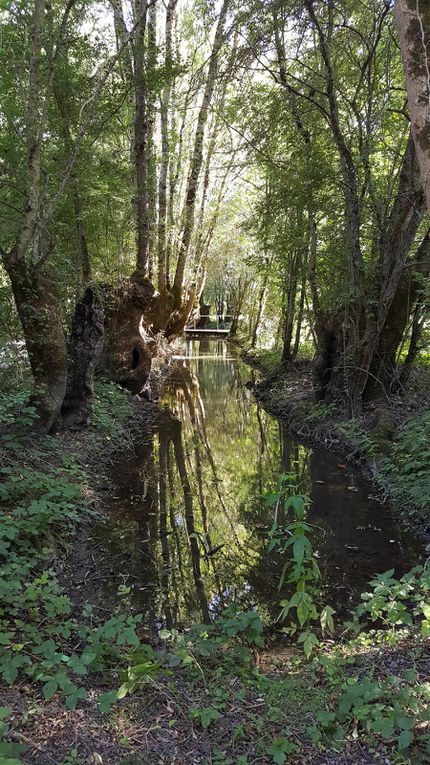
top-left (171, 0), bottom-right (230, 305)
top-left (5, 258), bottom-right (68, 433)
top-left (61, 287), bottom-right (104, 426)
top-left (395, 0), bottom-right (430, 214)
top-left (157, 0), bottom-right (178, 292)
top-left (134, 0), bottom-right (150, 275)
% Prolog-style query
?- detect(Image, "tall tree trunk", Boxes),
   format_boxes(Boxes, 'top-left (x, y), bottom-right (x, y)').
top-left (5, 258), bottom-right (68, 433)
top-left (395, 1), bottom-right (430, 214)
top-left (157, 0), bottom-right (178, 292)
top-left (54, 76), bottom-right (91, 285)
top-left (251, 268), bottom-right (269, 348)
top-left (146, 0), bottom-right (158, 281)
top-left (292, 272), bottom-right (306, 359)
top-left (171, 0), bottom-right (230, 305)
top-left (397, 301), bottom-right (428, 390)
top-left (134, 0), bottom-right (150, 275)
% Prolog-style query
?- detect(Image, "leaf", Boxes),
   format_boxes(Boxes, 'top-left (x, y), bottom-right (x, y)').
top-left (2, 666), bottom-right (18, 685)
top-left (65, 687), bottom-right (86, 710)
top-left (264, 492), bottom-right (279, 507)
top-left (398, 729), bottom-right (413, 750)
top-left (293, 536), bottom-right (306, 566)
top-left (199, 707), bottom-right (222, 729)
top-left (43, 679), bottom-right (58, 700)
top-left (98, 691), bottom-right (118, 714)
top-left (267, 736), bottom-right (296, 764)
top-left (320, 605), bottom-right (336, 635)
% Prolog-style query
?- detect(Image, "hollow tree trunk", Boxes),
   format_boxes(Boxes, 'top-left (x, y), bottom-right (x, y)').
top-left (5, 259), bottom-right (68, 433)
top-left (101, 275), bottom-right (155, 394)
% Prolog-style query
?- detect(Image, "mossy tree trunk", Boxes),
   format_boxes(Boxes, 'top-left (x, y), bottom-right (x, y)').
top-left (5, 258), bottom-right (68, 433)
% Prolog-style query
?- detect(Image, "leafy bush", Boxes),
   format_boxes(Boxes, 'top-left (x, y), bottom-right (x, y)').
top-left (381, 411), bottom-right (430, 513)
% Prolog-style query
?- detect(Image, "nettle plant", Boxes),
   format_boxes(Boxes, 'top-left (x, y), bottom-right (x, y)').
top-left (351, 565), bottom-right (430, 638)
top-left (265, 473), bottom-right (335, 657)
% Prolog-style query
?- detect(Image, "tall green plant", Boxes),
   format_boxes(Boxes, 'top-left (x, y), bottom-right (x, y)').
top-left (265, 473), bottom-right (335, 657)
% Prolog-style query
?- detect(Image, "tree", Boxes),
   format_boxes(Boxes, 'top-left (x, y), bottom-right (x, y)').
top-left (395, 0), bottom-right (430, 213)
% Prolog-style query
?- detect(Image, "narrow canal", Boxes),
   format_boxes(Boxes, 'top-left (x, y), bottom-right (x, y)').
top-left (88, 339), bottom-right (421, 636)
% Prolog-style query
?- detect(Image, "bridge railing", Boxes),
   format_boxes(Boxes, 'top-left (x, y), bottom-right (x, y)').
top-left (186, 314), bottom-right (233, 331)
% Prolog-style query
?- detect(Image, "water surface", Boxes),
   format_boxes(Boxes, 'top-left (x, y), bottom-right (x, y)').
top-left (93, 339), bottom-right (421, 633)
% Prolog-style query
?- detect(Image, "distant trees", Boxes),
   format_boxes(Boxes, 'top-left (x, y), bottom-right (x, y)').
top-left (0, 0), bottom-right (241, 431)
top-left (237, 0), bottom-right (430, 410)
top-left (2, 0), bottom-right (430, 430)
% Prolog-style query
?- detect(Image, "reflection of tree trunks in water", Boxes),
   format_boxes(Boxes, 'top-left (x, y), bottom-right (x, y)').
top-left (172, 420), bottom-right (210, 623)
top-left (170, 363), bottom-right (242, 547)
top-left (280, 423), bottom-right (292, 476)
top-left (256, 406), bottom-right (266, 502)
top-left (139, 446), bottom-right (159, 636)
top-left (167, 442), bottom-right (186, 620)
top-left (194, 391), bottom-right (241, 547)
top-left (280, 423), bottom-right (309, 496)
top-left (158, 430), bottom-right (173, 629)
top-left (193, 432), bottom-right (225, 606)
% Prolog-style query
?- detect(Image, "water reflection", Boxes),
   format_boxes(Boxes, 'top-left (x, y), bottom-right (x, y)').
top-left (98, 339), bottom-right (421, 633)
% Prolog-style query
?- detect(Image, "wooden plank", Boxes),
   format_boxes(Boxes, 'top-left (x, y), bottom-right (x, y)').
top-left (184, 328), bottom-right (230, 335)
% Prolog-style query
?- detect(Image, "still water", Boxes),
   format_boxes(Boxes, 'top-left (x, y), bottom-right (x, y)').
top-left (92, 339), bottom-right (421, 634)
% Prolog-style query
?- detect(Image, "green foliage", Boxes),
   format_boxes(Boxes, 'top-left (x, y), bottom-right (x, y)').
top-left (244, 348), bottom-right (282, 376)
top-left (92, 382), bottom-right (133, 439)
top-left (313, 670), bottom-right (429, 754)
top-left (0, 389), bottom-right (150, 714)
top-left (0, 378), bottom-right (33, 429)
top-left (266, 473), bottom-right (335, 656)
top-left (190, 705), bottom-right (222, 729)
top-left (350, 565), bottom-right (430, 637)
top-left (304, 402), bottom-right (339, 423)
top-left (336, 419), bottom-right (376, 458)
top-left (381, 411), bottom-right (430, 514)
top-left (0, 707), bottom-right (26, 763)
top-left (267, 736), bottom-right (298, 764)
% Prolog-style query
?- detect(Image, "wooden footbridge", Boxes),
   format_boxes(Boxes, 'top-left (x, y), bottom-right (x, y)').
top-left (185, 315), bottom-right (232, 337)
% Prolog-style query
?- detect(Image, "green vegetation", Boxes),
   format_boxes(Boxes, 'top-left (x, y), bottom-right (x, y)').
top-left (1, 0), bottom-right (430, 762)
top-left (0, 380), bottom-right (428, 764)
top-left (381, 412), bottom-right (430, 522)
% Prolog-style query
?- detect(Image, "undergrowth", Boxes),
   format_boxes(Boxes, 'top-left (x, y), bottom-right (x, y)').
top-left (381, 410), bottom-right (430, 521)
top-left (0, 381), bottom-right (429, 764)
